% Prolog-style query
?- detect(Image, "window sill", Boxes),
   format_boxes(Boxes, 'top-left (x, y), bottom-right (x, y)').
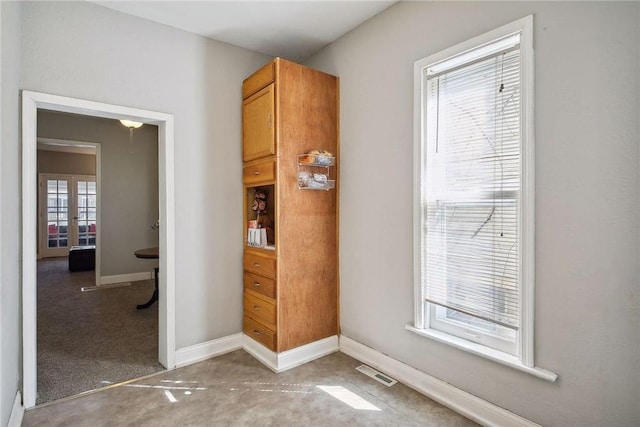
top-left (405, 323), bottom-right (558, 382)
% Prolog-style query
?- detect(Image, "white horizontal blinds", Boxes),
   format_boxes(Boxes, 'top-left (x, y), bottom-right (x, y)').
top-left (424, 34), bottom-right (522, 330)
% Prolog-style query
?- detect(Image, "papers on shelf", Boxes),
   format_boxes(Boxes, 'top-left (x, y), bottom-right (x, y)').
top-left (247, 228), bottom-right (268, 248)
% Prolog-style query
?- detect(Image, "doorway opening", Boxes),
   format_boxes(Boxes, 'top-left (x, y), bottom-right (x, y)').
top-left (35, 119), bottom-right (161, 404)
top-left (37, 138), bottom-right (100, 282)
top-left (22, 91), bottom-right (176, 408)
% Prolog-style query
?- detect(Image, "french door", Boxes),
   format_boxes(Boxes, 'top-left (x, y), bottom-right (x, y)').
top-left (39, 174), bottom-right (97, 258)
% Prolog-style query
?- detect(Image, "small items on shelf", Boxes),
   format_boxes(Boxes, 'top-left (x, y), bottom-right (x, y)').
top-left (298, 170), bottom-right (336, 190)
top-left (299, 149), bottom-right (335, 166)
top-left (247, 186), bottom-right (275, 248)
top-left (297, 150), bottom-right (335, 191)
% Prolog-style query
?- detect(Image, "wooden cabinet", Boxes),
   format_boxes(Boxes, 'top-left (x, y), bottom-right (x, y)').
top-left (242, 58), bottom-right (339, 361)
top-left (243, 84), bottom-right (275, 161)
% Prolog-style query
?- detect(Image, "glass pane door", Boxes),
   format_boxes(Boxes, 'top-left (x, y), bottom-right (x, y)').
top-left (76, 180), bottom-right (97, 246)
top-left (40, 174), bottom-right (97, 258)
top-left (46, 179), bottom-right (70, 254)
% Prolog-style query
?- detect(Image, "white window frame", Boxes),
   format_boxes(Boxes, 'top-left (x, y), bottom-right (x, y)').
top-left (408, 16), bottom-right (556, 382)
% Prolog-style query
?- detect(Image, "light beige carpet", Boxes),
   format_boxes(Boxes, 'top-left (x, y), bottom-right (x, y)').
top-left (37, 257), bottom-right (163, 405)
top-left (25, 350), bottom-right (479, 426)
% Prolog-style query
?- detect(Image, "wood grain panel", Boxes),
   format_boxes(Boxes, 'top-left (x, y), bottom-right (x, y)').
top-left (244, 272), bottom-right (276, 299)
top-left (243, 250), bottom-right (276, 278)
top-left (277, 215), bottom-right (338, 351)
top-left (274, 59), bottom-right (339, 351)
top-left (242, 61), bottom-right (275, 99)
top-left (335, 77), bottom-right (341, 336)
top-left (244, 316), bottom-right (276, 351)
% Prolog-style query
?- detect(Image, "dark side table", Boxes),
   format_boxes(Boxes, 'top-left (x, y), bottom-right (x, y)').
top-left (135, 247), bottom-right (159, 310)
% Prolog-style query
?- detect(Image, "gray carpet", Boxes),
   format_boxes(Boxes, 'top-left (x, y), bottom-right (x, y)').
top-left (37, 257), bottom-right (163, 405)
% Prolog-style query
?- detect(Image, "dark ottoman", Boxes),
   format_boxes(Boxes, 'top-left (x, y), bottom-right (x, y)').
top-left (68, 245), bottom-right (95, 272)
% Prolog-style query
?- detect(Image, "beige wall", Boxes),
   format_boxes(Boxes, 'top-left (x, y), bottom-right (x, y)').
top-left (306, 2), bottom-right (639, 426)
top-left (0, 1), bottom-right (22, 425)
top-left (37, 150), bottom-right (96, 176)
top-left (38, 111), bottom-right (159, 278)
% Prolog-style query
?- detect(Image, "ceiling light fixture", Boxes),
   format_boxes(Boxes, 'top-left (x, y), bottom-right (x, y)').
top-left (119, 119), bottom-right (143, 129)
top-left (119, 119), bottom-right (143, 154)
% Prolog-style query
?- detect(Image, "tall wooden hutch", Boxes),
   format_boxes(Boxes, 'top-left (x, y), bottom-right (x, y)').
top-left (242, 58), bottom-right (339, 370)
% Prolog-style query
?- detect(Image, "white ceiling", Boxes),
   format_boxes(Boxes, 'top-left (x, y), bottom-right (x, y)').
top-left (92, 1), bottom-right (396, 62)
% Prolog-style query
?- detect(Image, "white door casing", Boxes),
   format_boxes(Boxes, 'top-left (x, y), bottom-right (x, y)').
top-left (22, 90), bottom-right (176, 408)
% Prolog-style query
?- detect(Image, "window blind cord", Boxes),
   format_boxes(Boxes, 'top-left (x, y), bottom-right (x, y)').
top-left (471, 207), bottom-right (495, 238)
top-left (497, 54), bottom-right (517, 290)
top-left (499, 53), bottom-right (505, 237)
top-left (494, 54), bottom-right (505, 311)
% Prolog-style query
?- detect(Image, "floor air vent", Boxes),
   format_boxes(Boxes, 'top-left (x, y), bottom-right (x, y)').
top-left (355, 364), bottom-right (397, 387)
top-left (81, 283), bottom-right (131, 292)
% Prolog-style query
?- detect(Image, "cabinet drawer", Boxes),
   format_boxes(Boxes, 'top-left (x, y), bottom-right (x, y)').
top-left (243, 159), bottom-right (275, 184)
top-left (242, 61), bottom-right (275, 99)
top-left (244, 252), bottom-right (276, 278)
top-left (244, 316), bottom-right (276, 351)
top-left (244, 291), bottom-right (276, 327)
top-left (244, 272), bottom-right (276, 299)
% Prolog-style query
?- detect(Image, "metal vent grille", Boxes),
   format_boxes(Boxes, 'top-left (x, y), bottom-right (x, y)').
top-left (355, 364), bottom-right (397, 387)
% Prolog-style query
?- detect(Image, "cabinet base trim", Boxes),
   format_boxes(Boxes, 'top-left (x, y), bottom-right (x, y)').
top-left (243, 335), bottom-right (339, 373)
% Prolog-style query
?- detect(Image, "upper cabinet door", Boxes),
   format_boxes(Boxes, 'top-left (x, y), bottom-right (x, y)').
top-left (243, 84), bottom-right (275, 161)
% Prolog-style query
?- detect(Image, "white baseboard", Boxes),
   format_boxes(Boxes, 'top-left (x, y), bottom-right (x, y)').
top-left (242, 335), bottom-right (278, 370)
top-left (339, 335), bottom-right (539, 427)
top-left (100, 272), bottom-right (151, 285)
top-left (175, 333), bottom-right (243, 368)
top-left (243, 335), bottom-right (339, 373)
top-left (171, 333), bottom-right (536, 426)
top-left (8, 391), bottom-right (24, 427)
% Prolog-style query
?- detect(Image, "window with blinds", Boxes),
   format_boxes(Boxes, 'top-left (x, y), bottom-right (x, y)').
top-left (418, 32), bottom-right (527, 355)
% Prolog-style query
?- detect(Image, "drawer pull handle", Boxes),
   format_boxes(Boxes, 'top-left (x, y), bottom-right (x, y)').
top-left (253, 263), bottom-right (261, 268)
top-left (253, 282), bottom-right (261, 287)
top-left (253, 171), bottom-right (260, 175)
top-left (253, 305), bottom-right (260, 310)
top-left (253, 330), bottom-right (261, 336)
